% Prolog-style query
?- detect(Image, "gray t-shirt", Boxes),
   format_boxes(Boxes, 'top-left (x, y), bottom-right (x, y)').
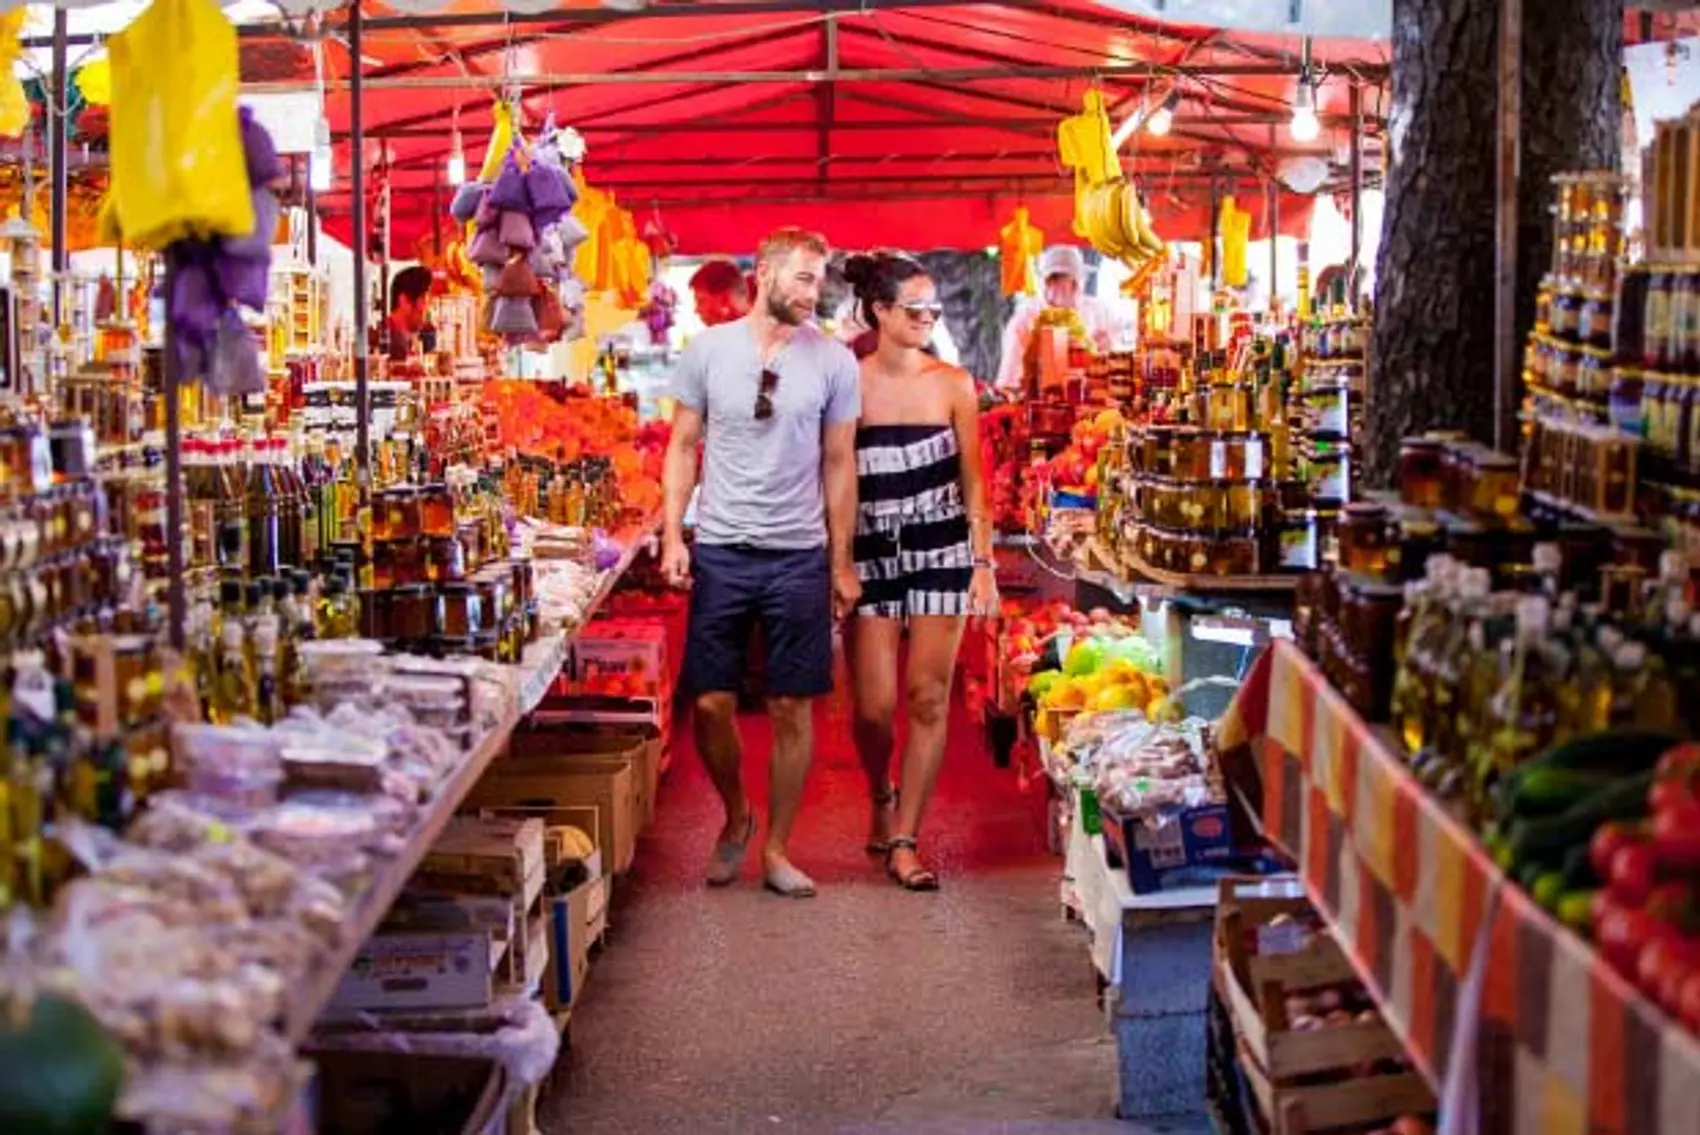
top-left (672, 319), bottom-right (861, 550)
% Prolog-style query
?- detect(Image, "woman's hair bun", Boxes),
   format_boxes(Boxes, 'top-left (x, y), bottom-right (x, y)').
top-left (841, 253), bottom-right (879, 293)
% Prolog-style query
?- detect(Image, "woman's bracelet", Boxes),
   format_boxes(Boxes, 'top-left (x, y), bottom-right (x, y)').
top-left (972, 555), bottom-right (995, 570)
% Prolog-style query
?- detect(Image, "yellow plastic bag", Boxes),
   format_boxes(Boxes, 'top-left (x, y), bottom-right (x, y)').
top-left (0, 12), bottom-right (30, 138)
top-left (1219, 196), bottom-right (1250, 289)
top-left (106, 0), bottom-right (252, 250)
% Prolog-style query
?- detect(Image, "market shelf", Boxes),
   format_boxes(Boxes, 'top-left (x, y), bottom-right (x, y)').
top-left (284, 529), bottom-right (655, 1043)
top-left (1216, 641), bottom-right (1700, 1133)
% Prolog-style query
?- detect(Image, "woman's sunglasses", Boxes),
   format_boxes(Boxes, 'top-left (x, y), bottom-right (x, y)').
top-left (899, 302), bottom-right (943, 321)
top-left (755, 367), bottom-right (780, 420)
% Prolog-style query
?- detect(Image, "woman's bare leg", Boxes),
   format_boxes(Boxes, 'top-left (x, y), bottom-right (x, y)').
top-left (848, 616), bottom-right (904, 848)
top-left (890, 614), bottom-right (966, 883)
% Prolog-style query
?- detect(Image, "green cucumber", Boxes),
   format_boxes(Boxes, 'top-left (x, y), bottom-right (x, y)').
top-left (1502, 731), bottom-right (1678, 791)
top-left (1506, 771), bottom-right (1655, 866)
top-left (1506, 767), bottom-right (1628, 820)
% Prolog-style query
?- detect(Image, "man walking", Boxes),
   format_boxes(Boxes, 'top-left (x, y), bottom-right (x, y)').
top-left (661, 228), bottom-right (862, 898)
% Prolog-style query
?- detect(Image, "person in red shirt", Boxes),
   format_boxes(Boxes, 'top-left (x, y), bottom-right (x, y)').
top-left (688, 259), bottom-right (751, 328)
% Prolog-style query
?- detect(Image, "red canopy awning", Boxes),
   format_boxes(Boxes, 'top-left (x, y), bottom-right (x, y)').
top-left (304, 0), bottom-right (1388, 256)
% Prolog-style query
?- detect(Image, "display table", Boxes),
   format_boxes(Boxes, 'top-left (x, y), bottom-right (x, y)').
top-left (1063, 813), bottom-right (1218, 1119)
top-left (1218, 641), bottom-right (1700, 1134)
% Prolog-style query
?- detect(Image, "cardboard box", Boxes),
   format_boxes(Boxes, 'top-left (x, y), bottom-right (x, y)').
top-left (307, 1049), bottom-right (505, 1135)
top-left (329, 930), bottom-right (494, 1014)
top-left (512, 715), bottom-right (664, 831)
top-left (418, 815), bottom-right (547, 900)
top-left (469, 759), bottom-right (637, 875)
top-left (1103, 802), bottom-right (1236, 895)
top-left (545, 875), bottom-right (610, 1014)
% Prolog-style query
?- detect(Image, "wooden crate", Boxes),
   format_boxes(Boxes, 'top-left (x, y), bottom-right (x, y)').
top-left (1213, 878), bottom-right (1434, 1134)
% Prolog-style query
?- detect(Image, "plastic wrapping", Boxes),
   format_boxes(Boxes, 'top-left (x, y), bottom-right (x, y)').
top-left (313, 992), bottom-right (562, 1101)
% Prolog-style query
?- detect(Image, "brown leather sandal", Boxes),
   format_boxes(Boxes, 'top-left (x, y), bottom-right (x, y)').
top-left (886, 836), bottom-right (939, 891)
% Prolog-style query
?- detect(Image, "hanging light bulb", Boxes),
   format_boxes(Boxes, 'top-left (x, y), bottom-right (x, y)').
top-left (446, 128), bottom-right (466, 185)
top-left (309, 116), bottom-right (334, 192)
top-left (1289, 82), bottom-right (1320, 143)
top-left (1147, 91), bottom-right (1180, 137)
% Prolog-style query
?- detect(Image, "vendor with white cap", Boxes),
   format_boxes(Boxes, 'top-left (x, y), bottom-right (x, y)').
top-left (994, 244), bottom-right (1118, 393)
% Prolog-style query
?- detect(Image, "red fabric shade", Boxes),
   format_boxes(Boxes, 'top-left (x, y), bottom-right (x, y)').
top-left (313, 0), bottom-right (1381, 255)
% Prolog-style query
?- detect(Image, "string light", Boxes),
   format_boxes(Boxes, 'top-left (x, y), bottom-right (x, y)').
top-left (1147, 91), bottom-right (1180, 137)
top-left (446, 128), bottom-right (466, 185)
top-left (1290, 83), bottom-right (1320, 143)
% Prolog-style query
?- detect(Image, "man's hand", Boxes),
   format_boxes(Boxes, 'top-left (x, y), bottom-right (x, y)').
top-left (831, 562), bottom-right (862, 620)
top-left (662, 537), bottom-right (692, 590)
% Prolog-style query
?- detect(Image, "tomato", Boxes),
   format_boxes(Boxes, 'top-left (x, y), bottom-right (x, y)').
top-left (1650, 757), bottom-right (1700, 815)
top-left (1637, 936), bottom-right (1694, 1010)
top-left (1611, 841), bottom-right (1661, 906)
top-left (1657, 743), bottom-right (1700, 780)
top-left (1652, 803), bottom-right (1700, 872)
top-left (1596, 898), bottom-right (1657, 974)
top-left (1593, 821), bottom-right (1643, 881)
top-left (1679, 971), bottom-right (1700, 1033)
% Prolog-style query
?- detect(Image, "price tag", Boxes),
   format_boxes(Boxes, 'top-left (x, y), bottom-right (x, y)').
top-left (1135, 814), bottom-right (1188, 871)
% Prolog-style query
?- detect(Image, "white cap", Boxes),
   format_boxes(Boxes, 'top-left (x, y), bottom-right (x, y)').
top-left (1038, 245), bottom-right (1087, 281)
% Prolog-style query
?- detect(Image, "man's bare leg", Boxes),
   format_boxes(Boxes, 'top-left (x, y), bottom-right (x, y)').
top-left (762, 694), bottom-right (816, 895)
top-left (696, 692), bottom-right (756, 885)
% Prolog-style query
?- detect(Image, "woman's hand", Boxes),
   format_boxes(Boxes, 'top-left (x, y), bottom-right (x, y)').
top-left (967, 566), bottom-right (999, 618)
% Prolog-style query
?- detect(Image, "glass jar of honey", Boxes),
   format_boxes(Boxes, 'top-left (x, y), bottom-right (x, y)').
top-left (379, 487), bottom-right (422, 541)
top-left (1338, 502), bottom-right (1394, 578)
top-left (1398, 437), bottom-right (1445, 509)
top-left (439, 582), bottom-right (485, 638)
top-left (420, 483), bottom-right (455, 538)
top-left (359, 588), bottom-right (391, 640)
top-left (426, 535), bottom-right (467, 583)
top-left (1466, 452), bottom-right (1520, 520)
top-left (390, 584), bottom-right (440, 644)
top-left (372, 538), bottom-right (427, 589)
top-left (49, 418), bottom-right (94, 483)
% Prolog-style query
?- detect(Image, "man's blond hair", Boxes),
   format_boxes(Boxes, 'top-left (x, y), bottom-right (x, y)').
top-left (758, 226), bottom-right (830, 265)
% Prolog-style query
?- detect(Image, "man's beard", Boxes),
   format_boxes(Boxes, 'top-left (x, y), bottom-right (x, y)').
top-left (767, 292), bottom-right (804, 327)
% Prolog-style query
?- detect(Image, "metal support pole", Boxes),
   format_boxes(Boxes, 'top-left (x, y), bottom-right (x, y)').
top-left (1268, 179), bottom-right (1280, 315)
top-left (48, 10), bottom-right (68, 326)
top-left (1208, 176), bottom-right (1222, 293)
top-left (1493, 0), bottom-right (1522, 454)
top-left (351, 3), bottom-right (371, 495)
top-left (1349, 83), bottom-right (1364, 304)
top-left (162, 266), bottom-right (185, 651)
top-left (305, 157), bottom-right (318, 266)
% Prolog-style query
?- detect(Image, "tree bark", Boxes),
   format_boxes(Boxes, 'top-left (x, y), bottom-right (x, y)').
top-left (1515, 0), bottom-right (1624, 368)
top-left (1366, 0), bottom-right (1502, 486)
top-left (1368, 0), bottom-right (1625, 486)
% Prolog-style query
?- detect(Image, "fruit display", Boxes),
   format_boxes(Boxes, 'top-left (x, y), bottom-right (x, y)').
top-left (978, 404), bottom-right (1030, 534)
top-left (480, 381), bottom-right (666, 522)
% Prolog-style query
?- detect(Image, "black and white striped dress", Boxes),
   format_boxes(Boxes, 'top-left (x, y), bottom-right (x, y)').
top-left (851, 424), bottom-right (974, 620)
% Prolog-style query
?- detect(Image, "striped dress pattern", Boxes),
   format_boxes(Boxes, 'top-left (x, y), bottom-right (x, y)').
top-left (851, 423), bottom-right (974, 620)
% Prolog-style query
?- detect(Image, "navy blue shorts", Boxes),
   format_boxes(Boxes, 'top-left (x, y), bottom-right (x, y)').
top-left (682, 544), bottom-right (833, 699)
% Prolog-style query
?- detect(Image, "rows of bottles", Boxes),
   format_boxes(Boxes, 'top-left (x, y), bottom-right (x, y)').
top-left (1389, 547), bottom-right (1696, 826)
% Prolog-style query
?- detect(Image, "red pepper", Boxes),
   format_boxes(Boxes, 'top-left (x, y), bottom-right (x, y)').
top-left (1651, 803), bottom-right (1700, 872)
top-left (1596, 895), bottom-right (1657, 975)
top-left (1611, 841), bottom-right (1661, 907)
top-left (1636, 934), bottom-right (1700, 1012)
top-left (1680, 971), bottom-right (1700, 1033)
top-left (1651, 750), bottom-right (1700, 814)
top-left (1593, 821), bottom-right (1649, 882)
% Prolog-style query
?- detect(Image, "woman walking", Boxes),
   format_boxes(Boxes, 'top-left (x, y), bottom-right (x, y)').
top-left (841, 252), bottom-right (997, 891)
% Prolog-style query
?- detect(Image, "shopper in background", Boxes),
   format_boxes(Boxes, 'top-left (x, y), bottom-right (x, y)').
top-left (840, 252), bottom-right (997, 891)
top-left (688, 258), bottom-right (752, 328)
top-left (661, 227), bottom-right (862, 899)
top-left (993, 244), bottom-right (1115, 392)
top-left (387, 266), bottom-right (435, 361)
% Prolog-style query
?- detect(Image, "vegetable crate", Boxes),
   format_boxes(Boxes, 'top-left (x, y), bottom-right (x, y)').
top-left (1212, 877), bottom-right (1435, 1134)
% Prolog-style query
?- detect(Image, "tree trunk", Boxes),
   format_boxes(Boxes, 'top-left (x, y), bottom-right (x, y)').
top-left (1368, 0), bottom-right (1625, 486)
top-left (1366, 0), bottom-right (1502, 486)
top-left (1515, 0), bottom-right (1624, 375)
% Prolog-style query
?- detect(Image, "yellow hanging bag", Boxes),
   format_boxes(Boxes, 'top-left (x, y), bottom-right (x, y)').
top-left (1219, 195), bottom-right (1250, 289)
top-left (103, 0), bottom-right (253, 250)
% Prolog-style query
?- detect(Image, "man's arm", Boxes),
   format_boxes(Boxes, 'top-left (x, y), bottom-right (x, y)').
top-left (822, 420), bottom-right (858, 571)
top-left (662, 402), bottom-right (703, 549)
